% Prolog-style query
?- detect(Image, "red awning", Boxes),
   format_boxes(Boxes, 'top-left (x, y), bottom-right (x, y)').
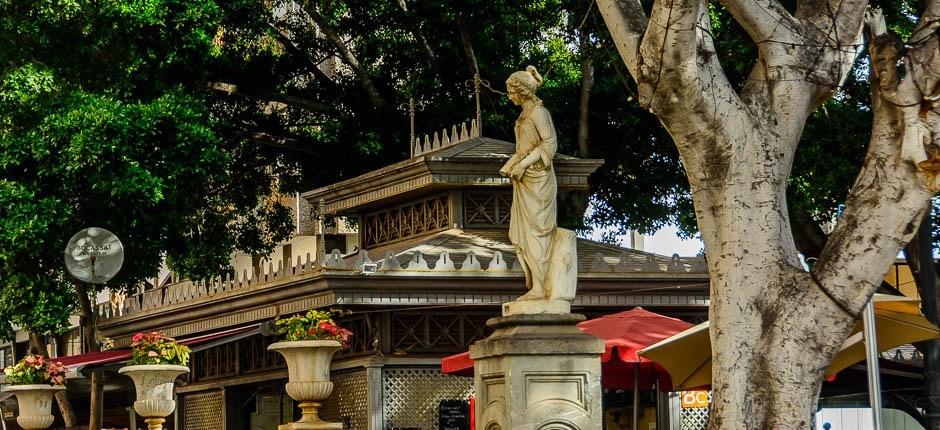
top-left (55, 325), bottom-right (259, 371)
top-left (441, 307), bottom-right (693, 390)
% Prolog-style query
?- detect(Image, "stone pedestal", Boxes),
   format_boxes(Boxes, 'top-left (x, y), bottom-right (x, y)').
top-left (470, 314), bottom-right (604, 430)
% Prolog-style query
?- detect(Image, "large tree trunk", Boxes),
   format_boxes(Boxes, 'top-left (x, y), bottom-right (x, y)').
top-left (597, 0), bottom-right (940, 427)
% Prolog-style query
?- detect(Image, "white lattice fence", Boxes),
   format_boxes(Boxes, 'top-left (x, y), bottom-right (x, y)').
top-left (680, 392), bottom-right (711, 430)
top-left (383, 368), bottom-right (474, 430)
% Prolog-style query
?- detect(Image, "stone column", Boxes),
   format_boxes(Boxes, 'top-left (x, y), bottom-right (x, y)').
top-left (470, 314), bottom-right (604, 430)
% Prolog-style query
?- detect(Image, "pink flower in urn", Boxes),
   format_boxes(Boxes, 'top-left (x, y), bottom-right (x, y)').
top-left (132, 332), bottom-right (144, 343)
top-left (148, 351), bottom-right (159, 357)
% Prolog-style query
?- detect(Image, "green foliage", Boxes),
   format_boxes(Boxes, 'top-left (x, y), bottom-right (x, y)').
top-left (128, 331), bottom-right (191, 366)
top-left (0, 1), bottom-right (295, 338)
top-left (3, 354), bottom-right (67, 386)
top-left (274, 310), bottom-right (352, 345)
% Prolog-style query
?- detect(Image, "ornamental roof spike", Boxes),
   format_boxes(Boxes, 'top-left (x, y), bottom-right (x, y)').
top-left (488, 251), bottom-right (509, 272)
top-left (510, 257), bottom-right (522, 272)
top-left (434, 250), bottom-right (456, 271)
top-left (451, 125), bottom-right (459, 143)
top-left (441, 128), bottom-right (451, 147)
top-left (432, 131), bottom-right (440, 151)
top-left (460, 251), bottom-right (482, 271)
top-left (326, 249), bottom-right (347, 269)
top-left (353, 249), bottom-right (372, 269)
top-left (589, 252), bottom-right (609, 272)
top-left (644, 254), bottom-right (662, 272)
top-left (615, 254), bottom-right (638, 272)
top-left (667, 254), bottom-right (686, 273)
top-left (459, 121), bottom-right (468, 141)
top-left (405, 251), bottom-right (430, 270)
top-left (470, 119), bottom-right (479, 137)
top-left (380, 251), bottom-right (402, 271)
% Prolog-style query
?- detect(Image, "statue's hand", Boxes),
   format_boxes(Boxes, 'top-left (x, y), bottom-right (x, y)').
top-left (499, 167), bottom-right (511, 177)
top-left (510, 164), bottom-right (526, 180)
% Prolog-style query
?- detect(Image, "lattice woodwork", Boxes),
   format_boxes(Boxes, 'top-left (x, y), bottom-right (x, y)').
top-left (464, 190), bottom-right (512, 228)
top-left (391, 313), bottom-right (490, 354)
top-left (383, 368), bottom-right (474, 430)
top-left (183, 390), bottom-right (225, 430)
top-left (320, 370), bottom-right (369, 430)
top-left (193, 343), bottom-right (238, 381)
top-left (240, 335), bottom-right (286, 375)
top-left (336, 315), bottom-right (378, 357)
top-left (680, 392), bottom-right (711, 430)
top-left (363, 194), bottom-right (450, 248)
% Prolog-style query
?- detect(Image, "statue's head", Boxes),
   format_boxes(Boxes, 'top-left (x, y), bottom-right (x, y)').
top-left (506, 65), bottom-right (542, 106)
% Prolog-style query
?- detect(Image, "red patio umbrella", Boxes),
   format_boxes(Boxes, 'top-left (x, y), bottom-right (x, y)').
top-left (441, 307), bottom-right (693, 390)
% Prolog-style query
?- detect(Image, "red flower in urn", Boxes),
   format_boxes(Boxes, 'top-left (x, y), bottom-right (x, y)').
top-left (274, 310), bottom-right (353, 347)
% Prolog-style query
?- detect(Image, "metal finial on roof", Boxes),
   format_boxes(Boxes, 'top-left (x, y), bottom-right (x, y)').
top-left (401, 97), bottom-right (427, 157)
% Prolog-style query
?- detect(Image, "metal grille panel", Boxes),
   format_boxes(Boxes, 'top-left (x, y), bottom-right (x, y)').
top-left (183, 390), bottom-right (225, 430)
top-left (321, 370), bottom-right (369, 430)
top-left (680, 392), bottom-right (711, 430)
top-left (383, 368), bottom-right (474, 430)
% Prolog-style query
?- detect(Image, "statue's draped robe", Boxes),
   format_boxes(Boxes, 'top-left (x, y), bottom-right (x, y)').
top-left (508, 104), bottom-right (557, 291)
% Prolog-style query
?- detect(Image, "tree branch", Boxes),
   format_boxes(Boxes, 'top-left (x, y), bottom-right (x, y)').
top-left (796, 0), bottom-right (869, 47)
top-left (232, 130), bottom-right (325, 157)
top-left (596, 0), bottom-right (648, 77)
top-left (300, 5), bottom-right (386, 107)
top-left (266, 22), bottom-right (342, 91)
top-left (207, 81), bottom-right (335, 113)
top-left (814, 20), bottom-right (938, 313)
top-left (718, 0), bottom-right (797, 44)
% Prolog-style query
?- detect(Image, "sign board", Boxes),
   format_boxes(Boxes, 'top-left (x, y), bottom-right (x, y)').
top-left (64, 227), bottom-right (124, 284)
top-left (680, 391), bottom-right (710, 408)
top-left (439, 399), bottom-right (470, 430)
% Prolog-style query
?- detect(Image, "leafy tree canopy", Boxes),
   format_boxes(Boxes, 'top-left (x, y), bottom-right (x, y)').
top-left (0, 1), bottom-right (295, 338)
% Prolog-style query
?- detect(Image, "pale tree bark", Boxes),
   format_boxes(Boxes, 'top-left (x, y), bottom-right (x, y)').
top-left (597, 0), bottom-right (940, 427)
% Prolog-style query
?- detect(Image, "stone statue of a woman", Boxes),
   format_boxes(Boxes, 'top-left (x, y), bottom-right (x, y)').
top-left (499, 66), bottom-right (575, 308)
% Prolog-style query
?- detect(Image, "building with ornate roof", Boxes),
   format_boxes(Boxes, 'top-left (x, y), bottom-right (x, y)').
top-left (16, 123), bottom-right (711, 430)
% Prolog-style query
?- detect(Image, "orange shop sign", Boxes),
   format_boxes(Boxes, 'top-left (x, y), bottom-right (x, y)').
top-left (680, 391), bottom-right (710, 408)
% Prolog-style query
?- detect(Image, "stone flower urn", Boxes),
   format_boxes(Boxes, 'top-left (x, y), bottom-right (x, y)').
top-left (268, 340), bottom-right (343, 430)
top-left (118, 364), bottom-right (189, 430)
top-left (3, 385), bottom-right (65, 429)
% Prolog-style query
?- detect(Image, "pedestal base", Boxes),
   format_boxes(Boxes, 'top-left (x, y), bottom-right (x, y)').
top-left (144, 417), bottom-right (165, 430)
top-left (278, 423), bottom-right (343, 430)
top-left (502, 299), bottom-right (570, 316)
top-left (470, 314), bottom-right (604, 430)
